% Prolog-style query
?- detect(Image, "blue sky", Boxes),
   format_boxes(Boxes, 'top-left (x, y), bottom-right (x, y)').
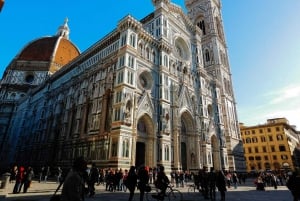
top-left (1, 0), bottom-right (300, 128)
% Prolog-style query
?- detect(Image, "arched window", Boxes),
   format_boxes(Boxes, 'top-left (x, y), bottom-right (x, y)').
top-left (139, 43), bottom-right (143, 56)
top-left (196, 20), bottom-right (206, 35)
top-left (146, 47), bottom-right (150, 60)
top-left (163, 55), bottom-right (168, 67)
top-left (152, 51), bottom-right (156, 64)
top-left (164, 145), bottom-right (170, 161)
top-left (129, 33), bottom-right (136, 47)
top-left (205, 49), bottom-right (210, 62)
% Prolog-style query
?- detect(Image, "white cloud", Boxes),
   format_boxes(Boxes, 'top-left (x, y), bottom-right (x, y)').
top-left (268, 85), bottom-right (300, 105)
top-left (238, 84), bottom-right (300, 129)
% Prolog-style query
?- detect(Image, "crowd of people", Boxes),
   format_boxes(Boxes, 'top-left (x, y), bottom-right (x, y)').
top-left (6, 159), bottom-right (300, 201)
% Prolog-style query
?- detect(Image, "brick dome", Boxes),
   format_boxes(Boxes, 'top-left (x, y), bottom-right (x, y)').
top-left (8, 18), bottom-right (80, 74)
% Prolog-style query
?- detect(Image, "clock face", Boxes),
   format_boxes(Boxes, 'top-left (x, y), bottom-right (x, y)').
top-left (25, 74), bottom-right (34, 83)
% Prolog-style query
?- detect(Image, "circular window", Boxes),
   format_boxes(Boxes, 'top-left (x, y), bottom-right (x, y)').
top-left (25, 74), bottom-right (34, 83)
top-left (139, 71), bottom-right (153, 90)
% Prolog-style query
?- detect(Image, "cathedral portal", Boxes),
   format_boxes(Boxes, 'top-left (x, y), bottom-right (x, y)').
top-left (136, 114), bottom-right (155, 168)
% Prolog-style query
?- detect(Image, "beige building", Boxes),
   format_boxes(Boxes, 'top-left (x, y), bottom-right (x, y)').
top-left (240, 118), bottom-right (300, 172)
top-left (0, 0), bottom-right (245, 173)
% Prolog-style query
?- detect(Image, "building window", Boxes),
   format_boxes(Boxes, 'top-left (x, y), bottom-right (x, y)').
top-left (114, 108), bottom-right (121, 121)
top-left (127, 71), bottom-right (134, 85)
top-left (254, 147), bottom-right (259, 153)
top-left (139, 44), bottom-right (143, 56)
top-left (273, 155), bottom-right (277, 160)
top-left (205, 49), bottom-right (210, 62)
top-left (264, 156), bottom-right (268, 160)
top-left (271, 146), bottom-right (275, 152)
top-left (276, 127), bottom-right (280, 132)
top-left (269, 136), bottom-right (273, 141)
top-left (120, 34), bottom-right (127, 46)
top-left (281, 155), bottom-right (288, 160)
top-left (257, 163), bottom-right (262, 169)
top-left (164, 145), bottom-right (170, 161)
top-left (248, 147), bottom-right (252, 153)
top-left (252, 137), bottom-right (258, 143)
top-left (115, 91), bottom-right (122, 103)
top-left (255, 156), bottom-right (261, 161)
top-left (259, 129), bottom-right (263, 133)
top-left (119, 56), bottom-right (125, 68)
top-left (129, 33), bottom-right (136, 47)
top-left (277, 134), bottom-right (283, 141)
top-left (196, 20), bottom-right (206, 35)
top-left (249, 156), bottom-right (254, 160)
top-left (252, 130), bottom-right (256, 134)
top-left (111, 140), bottom-right (118, 157)
top-left (163, 55), bottom-right (168, 67)
top-left (262, 146), bottom-right (267, 152)
top-left (279, 145), bottom-right (286, 152)
top-left (146, 47), bottom-right (150, 60)
top-left (261, 136), bottom-right (266, 142)
top-left (128, 55), bottom-right (135, 68)
top-left (267, 128), bottom-right (271, 132)
top-left (246, 138), bottom-right (251, 143)
top-left (117, 71), bottom-right (124, 84)
top-left (152, 51), bottom-right (156, 63)
top-left (122, 139), bottom-right (129, 157)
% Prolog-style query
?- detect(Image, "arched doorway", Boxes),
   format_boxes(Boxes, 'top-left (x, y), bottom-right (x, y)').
top-left (136, 142), bottom-right (145, 167)
top-left (179, 111), bottom-right (195, 171)
top-left (136, 114), bottom-right (155, 168)
top-left (211, 135), bottom-right (221, 170)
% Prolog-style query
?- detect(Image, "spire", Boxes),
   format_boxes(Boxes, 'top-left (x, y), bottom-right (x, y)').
top-left (56, 18), bottom-right (70, 39)
top-left (152, 0), bottom-right (170, 7)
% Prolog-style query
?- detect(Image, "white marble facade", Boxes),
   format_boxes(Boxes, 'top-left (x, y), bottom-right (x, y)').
top-left (3, 0), bottom-right (246, 172)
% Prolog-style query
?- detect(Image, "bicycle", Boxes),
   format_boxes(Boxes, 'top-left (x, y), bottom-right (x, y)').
top-left (146, 184), bottom-right (183, 201)
top-left (187, 183), bottom-right (196, 193)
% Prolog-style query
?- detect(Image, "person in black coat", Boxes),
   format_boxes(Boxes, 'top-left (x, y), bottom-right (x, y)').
top-left (126, 166), bottom-right (138, 201)
top-left (286, 170), bottom-right (300, 201)
top-left (88, 163), bottom-right (99, 197)
top-left (137, 166), bottom-right (149, 201)
top-left (216, 170), bottom-right (226, 201)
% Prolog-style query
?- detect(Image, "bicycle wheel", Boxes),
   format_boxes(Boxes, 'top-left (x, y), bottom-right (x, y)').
top-left (146, 188), bottom-right (159, 201)
top-left (168, 189), bottom-right (183, 201)
top-left (187, 185), bottom-right (194, 193)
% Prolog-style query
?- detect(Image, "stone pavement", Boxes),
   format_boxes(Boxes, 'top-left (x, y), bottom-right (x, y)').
top-left (0, 179), bottom-right (294, 201)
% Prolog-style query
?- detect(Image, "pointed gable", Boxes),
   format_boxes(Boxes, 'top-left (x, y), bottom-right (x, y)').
top-left (178, 86), bottom-right (193, 112)
top-left (137, 92), bottom-right (155, 118)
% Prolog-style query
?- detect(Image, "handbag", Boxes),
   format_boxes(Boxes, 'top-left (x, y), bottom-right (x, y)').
top-left (50, 182), bottom-right (63, 201)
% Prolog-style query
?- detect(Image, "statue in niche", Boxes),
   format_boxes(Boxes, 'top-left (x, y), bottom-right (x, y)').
top-left (162, 109), bottom-right (170, 133)
top-left (191, 152), bottom-right (195, 165)
top-left (124, 100), bottom-right (132, 125)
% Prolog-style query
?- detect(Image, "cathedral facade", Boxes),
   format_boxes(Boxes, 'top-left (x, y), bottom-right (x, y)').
top-left (0, 0), bottom-right (246, 172)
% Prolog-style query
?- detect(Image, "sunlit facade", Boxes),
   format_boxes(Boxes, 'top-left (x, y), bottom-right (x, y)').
top-left (240, 118), bottom-right (300, 172)
top-left (1, 0), bottom-right (245, 173)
